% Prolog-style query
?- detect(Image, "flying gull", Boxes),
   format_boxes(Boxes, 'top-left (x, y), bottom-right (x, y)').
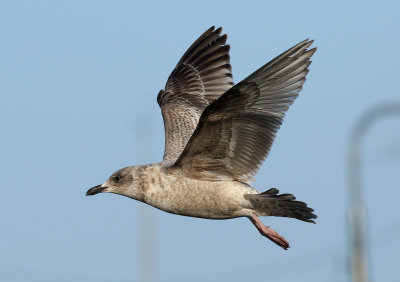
top-left (86, 26), bottom-right (317, 249)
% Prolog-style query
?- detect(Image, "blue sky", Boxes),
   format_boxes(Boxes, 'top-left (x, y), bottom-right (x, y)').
top-left (1, 1), bottom-right (399, 281)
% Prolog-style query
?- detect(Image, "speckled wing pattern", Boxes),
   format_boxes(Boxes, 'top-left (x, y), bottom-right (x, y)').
top-left (173, 39), bottom-right (316, 183)
top-left (158, 26), bottom-right (234, 162)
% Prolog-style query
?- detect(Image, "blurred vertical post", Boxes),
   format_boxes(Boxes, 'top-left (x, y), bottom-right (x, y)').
top-left (136, 118), bottom-right (159, 282)
top-left (348, 102), bottom-right (400, 282)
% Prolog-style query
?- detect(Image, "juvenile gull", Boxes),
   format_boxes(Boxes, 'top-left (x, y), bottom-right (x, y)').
top-left (86, 26), bottom-right (317, 249)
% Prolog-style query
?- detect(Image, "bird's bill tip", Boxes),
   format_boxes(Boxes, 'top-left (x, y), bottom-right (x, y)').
top-left (86, 184), bottom-right (106, 196)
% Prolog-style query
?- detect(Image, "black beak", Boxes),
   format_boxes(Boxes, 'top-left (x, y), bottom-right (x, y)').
top-left (86, 184), bottom-right (107, 196)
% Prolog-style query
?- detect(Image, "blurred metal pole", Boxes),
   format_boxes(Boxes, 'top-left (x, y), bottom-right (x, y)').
top-left (348, 102), bottom-right (400, 282)
top-left (136, 119), bottom-right (159, 282)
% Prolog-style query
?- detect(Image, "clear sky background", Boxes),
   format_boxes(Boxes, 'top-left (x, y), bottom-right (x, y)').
top-left (1, 1), bottom-right (399, 281)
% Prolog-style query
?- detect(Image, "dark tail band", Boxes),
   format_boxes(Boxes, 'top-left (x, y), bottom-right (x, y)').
top-left (245, 188), bottom-right (317, 223)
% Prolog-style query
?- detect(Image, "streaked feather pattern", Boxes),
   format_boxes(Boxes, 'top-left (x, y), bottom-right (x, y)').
top-left (158, 26), bottom-right (234, 162)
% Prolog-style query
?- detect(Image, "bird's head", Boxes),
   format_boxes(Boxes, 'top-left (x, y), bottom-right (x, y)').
top-left (86, 166), bottom-right (145, 201)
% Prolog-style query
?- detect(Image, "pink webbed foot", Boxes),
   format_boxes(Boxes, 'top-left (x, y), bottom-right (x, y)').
top-left (249, 213), bottom-right (290, 250)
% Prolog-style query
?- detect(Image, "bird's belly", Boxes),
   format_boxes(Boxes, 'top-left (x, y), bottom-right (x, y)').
top-left (144, 178), bottom-right (253, 219)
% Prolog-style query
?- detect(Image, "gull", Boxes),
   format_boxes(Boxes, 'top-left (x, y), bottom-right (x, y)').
top-left (86, 26), bottom-right (317, 249)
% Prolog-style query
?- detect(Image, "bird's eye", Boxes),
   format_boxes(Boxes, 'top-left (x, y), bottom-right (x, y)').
top-left (113, 175), bottom-right (122, 182)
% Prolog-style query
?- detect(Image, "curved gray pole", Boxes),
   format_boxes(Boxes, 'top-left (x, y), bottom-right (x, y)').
top-left (348, 102), bottom-right (400, 282)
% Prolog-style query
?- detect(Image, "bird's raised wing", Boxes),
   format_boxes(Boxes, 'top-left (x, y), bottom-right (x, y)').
top-left (171, 39), bottom-right (316, 183)
top-left (158, 26), bottom-right (233, 162)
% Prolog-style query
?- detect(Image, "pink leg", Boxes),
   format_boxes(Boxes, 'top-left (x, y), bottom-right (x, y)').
top-left (249, 213), bottom-right (290, 250)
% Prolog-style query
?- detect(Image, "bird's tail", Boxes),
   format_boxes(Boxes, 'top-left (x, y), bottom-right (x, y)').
top-left (244, 188), bottom-right (317, 223)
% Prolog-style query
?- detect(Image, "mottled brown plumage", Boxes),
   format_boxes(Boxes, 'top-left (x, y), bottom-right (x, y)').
top-left (158, 27), bottom-right (233, 162)
top-left (87, 27), bottom-right (317, 250)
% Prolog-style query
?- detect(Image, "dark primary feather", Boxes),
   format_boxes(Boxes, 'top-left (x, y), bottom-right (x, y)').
top-left (158, 26), bottom-right (234, 162)
top-left (172, 39), bottom-right (316, 182)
